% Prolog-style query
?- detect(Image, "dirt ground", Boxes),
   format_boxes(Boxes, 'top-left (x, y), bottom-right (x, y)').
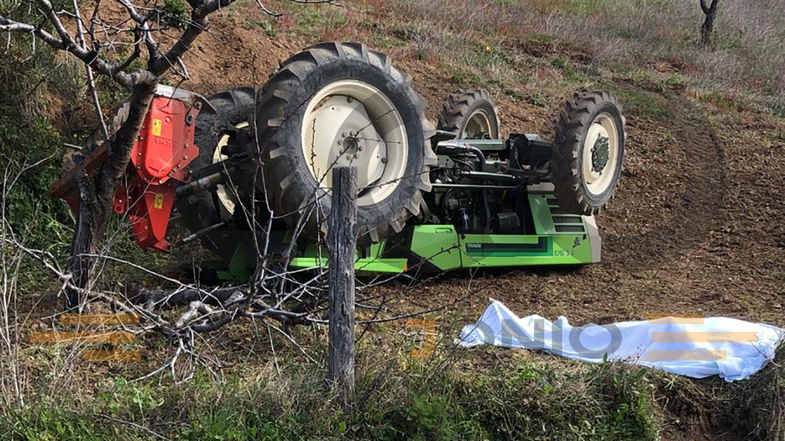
top-left (176, 14), bottom-right (784, 331)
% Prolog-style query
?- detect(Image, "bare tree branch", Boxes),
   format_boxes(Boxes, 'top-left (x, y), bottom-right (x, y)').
top-left (71, 0), bottom-right (109, 141)
top-left (1, 0), bottom-right (366, 382)
top-left (699, 0), bottom-right (710, 14)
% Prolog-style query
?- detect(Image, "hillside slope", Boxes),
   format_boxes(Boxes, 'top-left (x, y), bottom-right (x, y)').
top-left (177, 0), bottom-right (785, 327)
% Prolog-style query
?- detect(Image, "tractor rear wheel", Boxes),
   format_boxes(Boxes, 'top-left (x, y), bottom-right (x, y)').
top-left (177, 87), bottom-right (255, 259)
top-left (254, 42), bottom-right (436, 244)
top-left (437, 89), bottom-right (499, 139)
top-left (551, 90), bottom-right (625, 215)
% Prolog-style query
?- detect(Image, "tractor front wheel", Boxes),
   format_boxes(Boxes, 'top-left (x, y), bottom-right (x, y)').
top-left (551, 90), bottom-right (625, 215)
top-left (437, 89), bottom-right (500, 139)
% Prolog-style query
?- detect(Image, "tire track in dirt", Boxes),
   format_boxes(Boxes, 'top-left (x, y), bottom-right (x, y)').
top-left (600, 88), bottom-right (728, 271)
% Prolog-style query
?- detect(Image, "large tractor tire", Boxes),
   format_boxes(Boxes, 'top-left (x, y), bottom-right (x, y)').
top-left (551, 90), bottom-right (625, 215)
top-left (254, 42), bottom-right (437, 244)
top-left (177, 87), bottom-right (255, 259)
top-left (437, 89), bottom-right (500, 139)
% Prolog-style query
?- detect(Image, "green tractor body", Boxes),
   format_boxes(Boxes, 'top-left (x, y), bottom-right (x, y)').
top-left (295, 190), bottom-right (599, 272)
top-left (216, 188), bottom-right (599, 282)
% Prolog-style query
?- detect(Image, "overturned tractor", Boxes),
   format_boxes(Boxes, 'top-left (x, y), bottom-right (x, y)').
top-left (51, 42), bottom-right (625, 280)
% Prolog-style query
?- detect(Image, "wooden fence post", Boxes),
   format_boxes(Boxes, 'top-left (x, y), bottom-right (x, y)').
top-left (328, 166), bottom-right (357, 404)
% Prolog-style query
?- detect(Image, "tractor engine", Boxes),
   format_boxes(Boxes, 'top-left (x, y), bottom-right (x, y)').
top-left (425, 134), bottom-right (554, 236)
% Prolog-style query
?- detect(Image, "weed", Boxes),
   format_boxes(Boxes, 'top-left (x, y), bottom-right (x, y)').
top-left (443, 65), bottom-right (481, 86)
top-left (246, 17), bottom-right (277, 38)
top-left (0, 406), bottom-right (110, 441)
top-left (728, 344), bottom-right (785, 441)
top-left (664, 73), bottom-right (687, 90)
top-left (503, 88), bottom-right (525, 101)
top-left (155, 0), bottom-right (188, 28)
top-left (370, 33), bottom-right (398, 49)
top-left (528, 92), bottom-right (549, 107)
top-left (606, 84), bottom-right (672, 120)
top-left (281, 3), bottom-right (346, 38)
top-left (551, 56), bottom-right (574, 74)
top-left (598, 361), bottom-right (659, 439)
top-left (0, 351), bottom-right (665, 440)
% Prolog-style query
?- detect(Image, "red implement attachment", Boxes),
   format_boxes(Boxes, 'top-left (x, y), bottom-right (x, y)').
top-left (50, 86), bottom-right (202, 252)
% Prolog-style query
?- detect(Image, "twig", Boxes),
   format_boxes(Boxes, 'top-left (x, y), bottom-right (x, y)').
top-left (87, 413), bottom-right (168, 439)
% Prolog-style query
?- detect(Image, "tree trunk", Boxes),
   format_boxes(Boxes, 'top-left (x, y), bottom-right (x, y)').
top-left (700, 0), bottom-right (720, 46)
top-left (64, 71), bottom-right (158, 309)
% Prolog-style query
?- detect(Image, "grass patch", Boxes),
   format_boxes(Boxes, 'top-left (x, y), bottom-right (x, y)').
top-left (386, 0), bottom-right (785, 112)
top-left (279, 2), bottom-right (347, 38)
top-left (604, 83), bottom-right (673, 120)
top-left (443, 65), bottom-right (482, 86)
top-left (245, 16), bottom-right (277, 37)
top-left (0, 350), bottom-right (668, 440)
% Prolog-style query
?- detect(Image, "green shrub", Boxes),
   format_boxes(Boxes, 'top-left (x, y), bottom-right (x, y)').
top-left (0, 6), bottom-right (83, 258)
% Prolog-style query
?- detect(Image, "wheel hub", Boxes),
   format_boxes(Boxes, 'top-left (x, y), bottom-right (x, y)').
top-left (581, 113), bottom-right (619, 196)
top-left (308, 95), bottom-right (386, 190)
top-left (591, 134), bottom-right (610, 173)
top-left (301, 80), bottom-right (409, 206)
top-left (342, 135), bottom-right (360, 155)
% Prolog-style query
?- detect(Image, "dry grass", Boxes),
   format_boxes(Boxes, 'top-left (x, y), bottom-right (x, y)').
top-left (729, 344), bottom-right (785, 441)
top-left (370, 0), bottom-right (785, 112)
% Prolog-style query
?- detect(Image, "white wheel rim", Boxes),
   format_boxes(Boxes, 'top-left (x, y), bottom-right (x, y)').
top-left (582, 113), bottom-right (619, 196)
top-left (212, 121), bottom-right (248, 215)
top-left (463, 109), bottom-right (494, 139)
top-left (301, 80), bottom-right (408, 206)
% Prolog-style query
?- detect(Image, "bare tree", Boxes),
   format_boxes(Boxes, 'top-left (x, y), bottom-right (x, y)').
top-left (699, 0), bottom-right (720, 46)
top-left (0, 0), bottom-right (268, 309)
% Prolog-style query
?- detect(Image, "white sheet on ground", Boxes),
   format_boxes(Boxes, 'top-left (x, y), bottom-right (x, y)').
top-left (456, 300), bottom-right (783, 381)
